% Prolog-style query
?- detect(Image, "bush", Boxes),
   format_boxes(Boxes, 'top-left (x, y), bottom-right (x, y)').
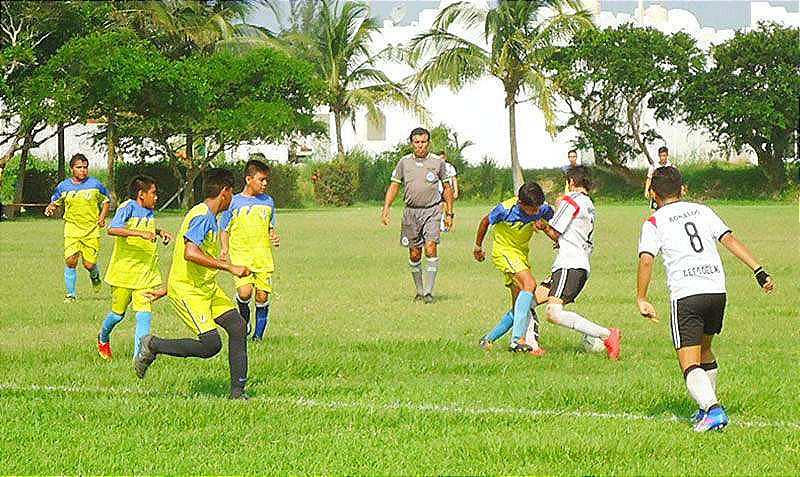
top-left (1, 154), bottom-right (59, 204)
top-left (115, 161), bottom-right (182, 205)
top-left (311, 161), bottom-right (359, 206)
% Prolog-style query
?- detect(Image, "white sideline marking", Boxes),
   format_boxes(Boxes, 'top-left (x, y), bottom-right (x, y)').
top-left (2, 382), bottom-right (798, 431)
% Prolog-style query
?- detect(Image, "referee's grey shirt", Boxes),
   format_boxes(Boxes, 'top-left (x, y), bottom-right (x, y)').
top-left (390, 153), bottom-right (450, 208)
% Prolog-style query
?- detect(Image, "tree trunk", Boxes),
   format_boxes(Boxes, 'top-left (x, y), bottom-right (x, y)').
top-left (334, 111), bottom-right (345, 162)
top-left (182, 130), bottom-right (196, 209)
top-left (13, 132), bottom-right (33, 214)
top-left (57, 123), bottom-right (66, 182)
top-left (753, 144), bottom-right (785, 192)
top-left (627, 102), bottom-right (653, 166)
top-left (106, 116), bottom-right (117, 205)
top-left (507, 100), bottom-right (524, 193)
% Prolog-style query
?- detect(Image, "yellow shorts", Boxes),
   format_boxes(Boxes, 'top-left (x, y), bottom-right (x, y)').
top-left (64, 236), bottom-right (100, 263)
top-left (111, 286), bottom-right (155, 314)
top-left (168, 284), bottom-right (235, 335)
top-left (492, 250), bottom-right (530, 288)
top-left (234, 270), bottom-right (273, 293)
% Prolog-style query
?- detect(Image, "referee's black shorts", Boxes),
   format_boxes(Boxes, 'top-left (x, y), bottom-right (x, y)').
top-left (670, 293), bottom-right (727, 349)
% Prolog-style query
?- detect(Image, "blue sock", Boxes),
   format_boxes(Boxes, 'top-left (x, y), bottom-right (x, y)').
top-left (512, 291), bottom-right (534, 341)
top-left (486, 310), bottom-right (513, 342)
top-left (253, 301), bottom-right (270, 339)
top-left (133, 311), bottom-right (152, 359)
top-left (88, 265), bottom-right (100, 280)
top-left (100, 312), bottom-right (124, 343)
top-left (64, 267), bottom-right (77, 297)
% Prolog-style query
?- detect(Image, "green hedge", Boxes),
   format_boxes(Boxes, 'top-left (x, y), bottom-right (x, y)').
top-left (1, 154), bottom-right (59, 204)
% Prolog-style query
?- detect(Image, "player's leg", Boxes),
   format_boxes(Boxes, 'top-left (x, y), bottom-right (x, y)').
top-left (235, 283), bottom-right (254, 329)
top-left (672, 295), bottom-right (727, 431)
top-left (80, 238), bottom-right (102, 293)
top-left (422, 240), bottom-right (438, 303)
top-left (408, 246), bottom-right (425, 300)
top-left (480, 280), bottom-right (516, 350)
top-left (700, 335), bottom-right (718, 391)
top-left (214, 308), bottom-right (248, 399)
top-left (252, 288), bottom-right (270, 341)
top-left (131, 289), bottom-right (154, 360)
top-left (545, 268), bottom-right (620, 359)
top-left (64, 248), bottom-right (80, 301)
top-left (508, 269), bottom-right (536, 352)
top-left (402, 209), bottom-right (425, 300)
top-left (98, 286), bottom-right (131, 360)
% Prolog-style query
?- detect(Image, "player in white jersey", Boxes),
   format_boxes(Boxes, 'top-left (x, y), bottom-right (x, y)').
top-left (637, 166), bottom-right (774, 432)
top-left (536, 166), bottom-right (621, 359)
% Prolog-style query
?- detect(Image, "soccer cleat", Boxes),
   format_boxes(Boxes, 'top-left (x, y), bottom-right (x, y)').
top-left (693, 406), bottom-right (728, 432)
top-left (133, 334), bottom-right (156, 379)
top-left (508, 339), bottom-right (533, 353)
top-left (91, 275), bottom-right (102, 293)
top-left (423, 294), bottom-right (434, 304)
top-left (528, 347), bottom-right (546, 357)
top-left (604, 328), bottom-right (621, 360)
top-left (229, 389), bottom-right (250, 400)
top-left (97, 335), bottom-right (112, 360)
top-left (692, 408), bottom-right (706, 424)
top-left (479, 337), bottom-right (493, 351)
top-left (413, 294), bottom-right (424, 302)
top-left (64, 294), bottom-right (77, 304)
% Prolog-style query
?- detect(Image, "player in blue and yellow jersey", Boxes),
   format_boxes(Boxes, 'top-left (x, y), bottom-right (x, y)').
top-left (219, 159), bottom-right (280, 341)
top-left (96, 176), bottom-right (173, 361)
top-left (473, 182), bottom-right (554, 354)
top-left (133, 169), bottom-right (252, 400)
top-left (45, 154), bottom-right (110, 302)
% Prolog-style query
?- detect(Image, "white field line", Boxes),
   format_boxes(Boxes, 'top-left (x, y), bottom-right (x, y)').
top-left (2, 382), bottom-right (798, 431)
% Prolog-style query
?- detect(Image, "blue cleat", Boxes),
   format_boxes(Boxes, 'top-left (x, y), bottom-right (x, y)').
top-left (692, 408), bottom-right (705, 424)
top-left (693, 406), bottom-right (728, 432)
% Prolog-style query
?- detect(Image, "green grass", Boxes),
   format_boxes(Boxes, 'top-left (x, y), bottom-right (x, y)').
top-left (1, 203), bottom-right (798, 475)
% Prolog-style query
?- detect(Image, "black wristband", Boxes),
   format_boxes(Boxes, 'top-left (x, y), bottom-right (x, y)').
top-left (446, 213), bottom-right (454, 217)
top-left (754, 267), bottom-right (770, 287)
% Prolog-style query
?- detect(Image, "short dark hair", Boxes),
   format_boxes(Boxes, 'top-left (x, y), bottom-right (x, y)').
top-left (567, 149), bottom-right (577, 156)
top-left (409, 127), bottom-right (430, 141)
top-left (517, 181), bottom-right (545, 207)
top-left (203, 168), bottom-right (235, 199)
top-left (658, 146), bottom-right (669, 155)
top-left (129, 175), bottom-right (156, 200)
top-left (245, 159), bottom-right (270, 178)
top-left (69, 153), bottom-right (88, 167)
top-left (566, 165), bottom-right (593, 190)
top-left (650, 166), bottom-right (683, 199)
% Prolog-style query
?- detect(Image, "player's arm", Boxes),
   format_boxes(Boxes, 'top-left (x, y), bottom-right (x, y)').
top-left (45, 188), bottom-right (62, 216)
top-left (381, 181), bottom-right (400, 225)
top-left (156, 228), bottom-right (172, 245)
top-left (719, 233), bottom-right (774, 293)
top-left (644, 175), bottom-right (652, 198)
top-left (451, 176), bottom-right (459, 199)
top-left (219, 229), bottom-right (230, 262)
top-left (268, 206), bottom-right (280, 247)
top-left (98, 200), bottom-right (110, 227)
top-left (636, 252), bottom-right (659, 322)
top-left (143, 287), bottom-right (168, 302)
top-left (442, 181), bottom-right (454, 230)
top-left (108, 226), bottom-right (157, 242)
top-left (473, 214), bottom-right (490, 262)
top-left (184, 240), bottom-right (250, 277)
top-left (536, 221), bottom-right (561, 243)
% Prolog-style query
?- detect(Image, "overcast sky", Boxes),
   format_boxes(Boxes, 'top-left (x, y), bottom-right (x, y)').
top-left (248, 1), bottom-right (799, 31)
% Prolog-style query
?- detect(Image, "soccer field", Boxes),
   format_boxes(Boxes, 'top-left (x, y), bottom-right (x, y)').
top-left (1, 203), bottom-right (798, 475)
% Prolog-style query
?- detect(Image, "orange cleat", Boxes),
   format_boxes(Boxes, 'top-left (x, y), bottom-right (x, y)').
top-left (97, 335), bottom-right (112, 361)
top-left (604, 328), bottom-right (621, 360)
top-left (528, 347), bottom-right (546, 357)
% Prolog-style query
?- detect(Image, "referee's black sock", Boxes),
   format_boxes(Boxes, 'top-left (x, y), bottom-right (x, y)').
top-left (215, 309), bottom-right (248, 396)
top-left (151, 330), bottom-right (222, 358)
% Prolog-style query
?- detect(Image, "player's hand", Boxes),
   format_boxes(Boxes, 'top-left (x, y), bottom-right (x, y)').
top-left (381, 209), bottom-right (390, 226)
top-left (473, 245), bottom-right (485, 262)
top-left (44, 203), bottom-right (57, 217)
top-left (228, 264), bottom-right (251, 278)
top-left (534, 219), bottom-right (548, 231)
top-left (269, 229), bottom-right (280, 247)
top-left (219, 250), bottom-right (229, 263)
top-left (637, 298), bottom-right (658, 323)
top-left (754, 267), bottom-right (774, 293)
top-left (762, 276), bottom-right (775, 293)
top-left (444, 215), bottom-right (453, 231)
top-left (97, 217), bottom-right (106, 227)
top-left (141, 231), bottom-right (157, 242)
top-left (158, 230), bottom-right (173, 245)
top-left (143, 289), bottom-right (167, 302)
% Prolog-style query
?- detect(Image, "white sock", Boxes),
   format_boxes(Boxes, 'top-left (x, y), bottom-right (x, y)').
top-left (546, 304), bottom-right (609, 339)
top-left (685, 367), bottom-right (718, 411)
top-left (524, 310), bottom-right (540, 348)
top-left (702, 362), bottom-right (719, 391)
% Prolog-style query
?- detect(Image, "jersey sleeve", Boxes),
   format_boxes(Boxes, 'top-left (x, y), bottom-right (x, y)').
top-left (109, 202), bottom-right (134, 228)
top-left (487, 203), bottom-right (509, 225)
top-left (95, 180), bottom-right (111, 203)
top-left (536, 203), bottom-right (555, 221)
top-left (703, 206), bottom-right (732, 241)
top-left (438, 160), bottom-right (452, 183)
top-left (184, 214), bottom-right (212, 246)
top-left (550, 196), bottom-right (579, 234)
top-left (446, 163), bottom-right (457, 178)
top-left (51, 183), bottom-right (65, 204)
top-left (390, 160), bottom-right (404, 184)
top-left (217, 208), bottom-right (233, 231)
top-left (638, 217), bottom-right (661, 257)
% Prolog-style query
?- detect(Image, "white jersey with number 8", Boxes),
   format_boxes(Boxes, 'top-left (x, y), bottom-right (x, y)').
top-left (638, 201), bottom-right (731, 300)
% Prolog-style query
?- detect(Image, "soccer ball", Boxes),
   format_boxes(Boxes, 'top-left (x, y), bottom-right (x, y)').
top-left (581, 334), bottom-right (605, 353)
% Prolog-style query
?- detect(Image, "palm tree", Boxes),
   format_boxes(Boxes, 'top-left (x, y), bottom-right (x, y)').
top-left (282, 0), bottom-right (426, 161)
top-left (409, 0), bottom-right (593, 191)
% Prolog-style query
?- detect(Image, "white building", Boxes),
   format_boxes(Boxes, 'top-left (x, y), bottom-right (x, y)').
top-left (19, 1), bottom-right (798, 169)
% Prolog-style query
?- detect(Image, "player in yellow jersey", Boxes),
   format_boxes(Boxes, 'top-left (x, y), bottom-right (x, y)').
top-left (96, 176), bottom-right (172, 361)
top-left (45, 154), bottom-right (110, 302)
top-left (219, 159), bottom-right (280, 341)
top-left (473, 182), bottom-right (554, 354)
top-left (133, 169), bottom-right (252, 400)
